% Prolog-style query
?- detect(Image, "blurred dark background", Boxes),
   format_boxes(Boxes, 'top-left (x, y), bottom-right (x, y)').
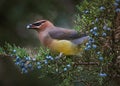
top-left (0, 0), bottom-right (80, 47)
top-left (0, 0), bottom-right (81, 86)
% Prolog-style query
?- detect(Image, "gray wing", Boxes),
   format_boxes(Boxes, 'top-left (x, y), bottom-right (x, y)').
top-left (71, 36), bottom-right (89, 45)
top-left (49, 27), bottom-right (85, 40)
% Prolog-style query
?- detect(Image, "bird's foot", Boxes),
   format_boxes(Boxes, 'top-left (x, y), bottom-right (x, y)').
top-left (55, 52), bottom-right (63, 59)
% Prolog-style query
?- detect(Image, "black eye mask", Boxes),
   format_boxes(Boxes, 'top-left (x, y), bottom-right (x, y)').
top-left (32, 21), bottom-right (46, 26)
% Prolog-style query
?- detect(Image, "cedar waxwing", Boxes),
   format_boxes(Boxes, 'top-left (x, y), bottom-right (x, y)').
top-left (27, 20), bottom-right (88, 55)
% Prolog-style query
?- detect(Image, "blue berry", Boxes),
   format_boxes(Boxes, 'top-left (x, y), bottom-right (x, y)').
top-left (88, 38), bottom-right (95, 44)
top-left (50, 57), bottom-right (54, 60)
top-left (67, 64), bottom-right (71, 68)
top-left (102, 32), bottom-right (107, 36)
top-left (84, 10), bottom-right (89, 14)
top-left (50, 56), bottom-right (54, 60)
top-left (37, 65), bottom-right (41, 69)
top-left (92, 22), bottom-right (94, 24)
top-left (22, 67), bottom-right (28, 73)
top-left (88, 37), bottom-right (94, 42)
top-left (92, 31), bottom-right (98, 36)
top-left (88, 36), bottom-right (92, 40)
top-left (10, 54), bottom-right (13, 57)
top-left (90, 29), bottom-right (94, 32)
top-left (92, 44), bottom-right (97, 49)
top-left (98, 56), bottom-right (104, 61)
top-left (97, 52), bottom-right (101, 55)
top-left (28, 63), bottom-right (32, 68)
top-left (37, 62), bottom-right (41, 65)
top-left (32, 58), bottom-right (36, 61)
top-left (25, 56), bottom-right (31, 61)
top-left (99, 6), bottom-right (105, 10)
top-left (16, 56), bottom-right (21, 62)
top-left (46, 56), bottom-right (50, 59)
top-left (15, 62), bottom-right (20, 65)
top-left (86, 43), bottom-right (89, 46)
top-left (13, 49), bottom-right (16, 53)
top-left (46, 56), bottom-right (54, 60)
top-left (87, 45), bottom-right (91, 49)
top-left (56, 69), bottom-right (58, 72)
top-left (64, 68), bottom-right (67, 71)
top-left (44, 60), bottom-right (48, 64)
top-left (99, 73), bottom-right (107, 77)
top-left (114, 2), bottom-right (119, 7)
top-left (103, 25), bottom-right (107, 30)
top-left (115, 8), bottom-right (120, 12)
top-left (20, 62), bottom-right (25, 68)
top-left (94, 32), bottom-right (98, 36)
top-left (115, 0), bottom-right (120, 3)
top-left (85, 47), bottom-right (89, 50)
top-left (107, 27), bottom-right (111, 31)
top-left (93, 27), bottom-right (97, 30)
top-left (95, 18), bottom-right (99, 22)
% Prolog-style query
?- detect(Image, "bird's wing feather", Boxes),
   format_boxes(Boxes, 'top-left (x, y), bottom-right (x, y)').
top-left (71, 36), bottom-right (89, 45)
top-left (49, 27), bottom-right (83, 40)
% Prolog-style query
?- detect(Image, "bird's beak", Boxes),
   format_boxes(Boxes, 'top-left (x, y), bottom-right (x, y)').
top-left (26, 24), bottom-right (32, 29)
top-left (26, 24), bottom-right (37, 29)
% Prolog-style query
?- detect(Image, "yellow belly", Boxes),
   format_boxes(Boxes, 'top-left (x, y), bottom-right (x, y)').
top-left (50, 40), bottom-right (81, 55)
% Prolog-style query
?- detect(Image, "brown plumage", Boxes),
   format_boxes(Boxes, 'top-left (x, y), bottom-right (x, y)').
top-left (27, 20), bottom-right (88, 55)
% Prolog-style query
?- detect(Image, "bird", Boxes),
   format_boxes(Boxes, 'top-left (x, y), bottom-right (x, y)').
top-left (27, 20), bottom-right (89, 55)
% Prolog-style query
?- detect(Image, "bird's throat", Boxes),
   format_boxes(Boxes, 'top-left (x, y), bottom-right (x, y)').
top-left (39, 32), bottom-right (53, 47)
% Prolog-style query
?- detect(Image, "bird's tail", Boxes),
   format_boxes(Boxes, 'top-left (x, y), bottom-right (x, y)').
top-left (72, 36), bottom-right (89, 56)
top-left (72, 36), bottom-right (89, 45)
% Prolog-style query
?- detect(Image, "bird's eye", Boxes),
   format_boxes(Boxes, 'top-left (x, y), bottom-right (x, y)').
top-left (33, 21), bottom-right (46, 26)
top-left (33, 22), bottom-right (41, 26)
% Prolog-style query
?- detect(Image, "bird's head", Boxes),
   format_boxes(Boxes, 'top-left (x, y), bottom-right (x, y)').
top-left (27, 20), bottom-right (54, 31)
